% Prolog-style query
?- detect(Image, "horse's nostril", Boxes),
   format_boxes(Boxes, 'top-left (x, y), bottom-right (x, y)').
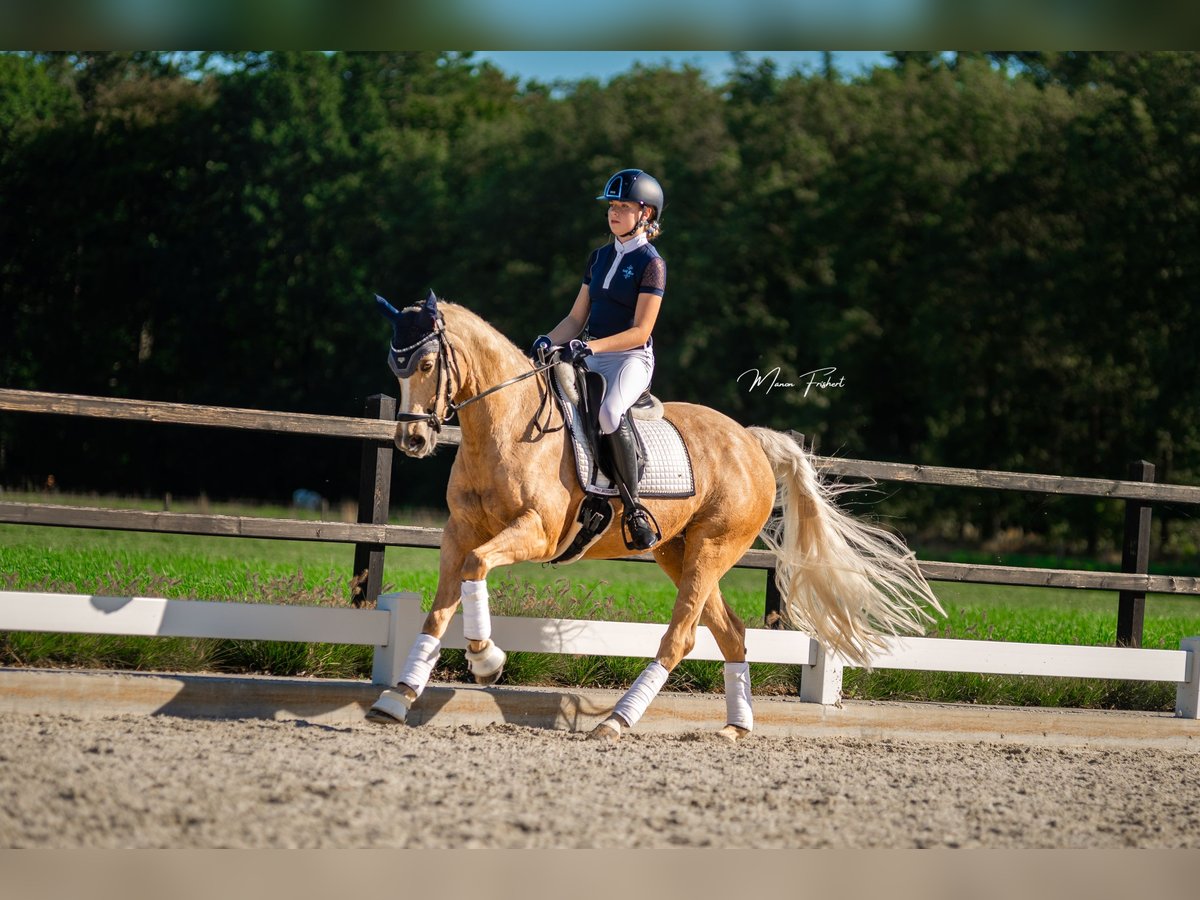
top-left (407, 434), bottom-right (426, 451)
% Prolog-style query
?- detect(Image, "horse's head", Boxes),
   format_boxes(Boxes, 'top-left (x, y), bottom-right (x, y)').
top-left (376, 290), bottom-right (449, 458)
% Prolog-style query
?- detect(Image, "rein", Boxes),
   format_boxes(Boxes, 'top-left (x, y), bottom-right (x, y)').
top-left (394, 324), bottom-right (563, 434)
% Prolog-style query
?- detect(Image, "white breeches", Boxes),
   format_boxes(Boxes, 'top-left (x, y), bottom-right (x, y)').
top-left (584, 346), bottom-right (654, 434)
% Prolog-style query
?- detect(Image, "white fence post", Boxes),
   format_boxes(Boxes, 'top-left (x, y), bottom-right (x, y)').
top-left (371, 592), bottom-right (421, 686)
top-left (1176, 637), bottom-right (1200, 719)
top-left (799, 642), bottom-right (843, 705)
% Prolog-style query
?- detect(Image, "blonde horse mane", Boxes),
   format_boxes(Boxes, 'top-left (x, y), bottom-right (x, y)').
top-left (748, 427), bottom-right (944, 668)
top-left (439, 303), bottom-right (525, 362)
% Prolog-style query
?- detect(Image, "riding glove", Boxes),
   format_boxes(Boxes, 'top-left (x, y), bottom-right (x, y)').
top-left (562, 339), bottom-right (593, 363)
top-left (529, 334), bottom-right (555, 361)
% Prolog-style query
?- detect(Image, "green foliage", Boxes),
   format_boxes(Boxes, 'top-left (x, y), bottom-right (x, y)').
top-left (0, 52), bottom-right (77, 147)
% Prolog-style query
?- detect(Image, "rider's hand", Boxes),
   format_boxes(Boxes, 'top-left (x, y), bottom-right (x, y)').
top-left (562, 339), bottom-right (593, 364)
top-left (528, 334), bottom-right (555, 362)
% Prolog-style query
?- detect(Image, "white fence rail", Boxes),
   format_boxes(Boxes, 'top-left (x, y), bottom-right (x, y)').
top-left (0, 590), bottom-right (411, 686)
top-left (1, 590), bottom-right (1197, 719)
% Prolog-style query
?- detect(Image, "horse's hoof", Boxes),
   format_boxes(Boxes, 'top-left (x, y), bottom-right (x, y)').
top-left (588, 718), bottom-right (622, 742)
top-left (466, 640), bottom-right (506, 686)
top-left (717, 724), bottom-right (751, 742)
top-left (474, 667), bottom-right (505, 686)
top-left (366, 688), bottom-right (411, 725)
top-left (365, 708), bottom-right (402, 725)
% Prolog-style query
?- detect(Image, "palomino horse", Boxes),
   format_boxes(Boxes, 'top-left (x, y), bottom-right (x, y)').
top-left (368, 292), bottom-right (943, 740)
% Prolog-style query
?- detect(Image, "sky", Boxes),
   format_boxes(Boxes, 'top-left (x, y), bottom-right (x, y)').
top-left (471, 51), bottom-right (893, 85)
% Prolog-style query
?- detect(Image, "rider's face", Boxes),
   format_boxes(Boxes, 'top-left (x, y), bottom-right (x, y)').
top-left (608, 200), bottom-right (646, 237)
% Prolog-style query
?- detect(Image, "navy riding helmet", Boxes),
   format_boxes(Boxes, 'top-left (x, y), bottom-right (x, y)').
top-left (596, 169), bottom-right (665, 219)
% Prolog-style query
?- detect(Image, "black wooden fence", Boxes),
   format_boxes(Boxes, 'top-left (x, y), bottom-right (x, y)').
top-left (1, 388), bottom-right (1198, 646)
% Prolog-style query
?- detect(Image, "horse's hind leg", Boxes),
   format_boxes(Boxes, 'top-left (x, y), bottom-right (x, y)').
top-left (591, 534), bottom-right (754, 741)
top-left (650, 537), bottom-right (748, 659)
top-left (676, 579), bottom-right (753, 741)
top-left (701, 596), bottom-right (753, 741)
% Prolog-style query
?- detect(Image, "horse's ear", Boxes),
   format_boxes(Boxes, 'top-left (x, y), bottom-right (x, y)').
top-left (375, 294), bottom-right (402, 322)
top-left (424, 289), bottom-right (438, 313)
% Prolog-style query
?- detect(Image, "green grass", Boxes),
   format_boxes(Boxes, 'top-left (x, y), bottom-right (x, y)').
top-left (2, 510), bottom-right (1199, 711)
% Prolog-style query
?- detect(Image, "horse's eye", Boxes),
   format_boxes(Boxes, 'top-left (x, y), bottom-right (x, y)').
top-left (420, 360), bottom-right (434, 373)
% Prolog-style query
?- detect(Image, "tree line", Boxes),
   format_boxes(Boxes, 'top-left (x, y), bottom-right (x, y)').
top-left (2, 51), bottom-right (1198, 552)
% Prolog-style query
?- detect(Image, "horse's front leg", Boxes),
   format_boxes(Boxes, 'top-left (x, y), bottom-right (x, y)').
top-left (368, 511), bottom-right (552, 724)
top-left (368, 518), bottom-right (474, 724)
top-left (457, 508), bottom-right (555, 685)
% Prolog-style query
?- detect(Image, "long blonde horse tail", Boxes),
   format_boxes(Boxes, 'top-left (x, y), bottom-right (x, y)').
top-left (747, 427), bottom-right (945, 668)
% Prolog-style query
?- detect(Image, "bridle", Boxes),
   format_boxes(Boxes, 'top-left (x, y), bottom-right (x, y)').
top-left (392, 315), bottom-right (562, 434)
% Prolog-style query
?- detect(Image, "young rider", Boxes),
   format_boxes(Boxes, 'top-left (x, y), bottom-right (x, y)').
top-left (530, 168), bottom-right (667, 551)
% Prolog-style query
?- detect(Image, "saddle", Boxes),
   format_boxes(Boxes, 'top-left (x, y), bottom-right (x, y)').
top-left (555, 361), bottom-right (658, 485)
top-left (548, 360), bottom-right (693, 564)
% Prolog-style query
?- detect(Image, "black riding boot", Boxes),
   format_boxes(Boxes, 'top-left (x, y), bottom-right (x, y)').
top-left (604, 416), bottom-right (661, 551)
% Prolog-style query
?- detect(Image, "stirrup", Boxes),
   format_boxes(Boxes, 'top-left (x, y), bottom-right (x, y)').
top-left (622, 504), bottom-right (661, 551)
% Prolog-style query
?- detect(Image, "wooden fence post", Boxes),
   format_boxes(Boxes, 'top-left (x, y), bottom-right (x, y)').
top-left (765, 431), bottom-right (808, 629)
top-left (1117, 459), bottom-right (1155, 648)
top-left (764, 574), bottom-right (783, 629)
top-left (351, 394), bottom-right (396, 608)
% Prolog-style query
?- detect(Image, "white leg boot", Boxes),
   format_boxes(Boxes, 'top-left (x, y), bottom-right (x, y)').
top-left (367, 633), bottom-right (440, 725)
top-left (590, 661), bottom-right (669, 741)
top-left (718, 661), bottom-right (753, 741)
top-left (462, 579), bottom-right (507, 685)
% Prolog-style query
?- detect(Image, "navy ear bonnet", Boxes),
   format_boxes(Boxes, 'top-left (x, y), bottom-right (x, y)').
top-left (376, 290), bottom-right (442, 378)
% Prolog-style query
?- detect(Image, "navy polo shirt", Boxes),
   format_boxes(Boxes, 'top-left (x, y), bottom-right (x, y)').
top-left (582, 234), bottom-right (666, 340)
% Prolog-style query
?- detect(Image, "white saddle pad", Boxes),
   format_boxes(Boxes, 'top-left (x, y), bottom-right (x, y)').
top-left (551, 374), bottom-right (695, 499)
